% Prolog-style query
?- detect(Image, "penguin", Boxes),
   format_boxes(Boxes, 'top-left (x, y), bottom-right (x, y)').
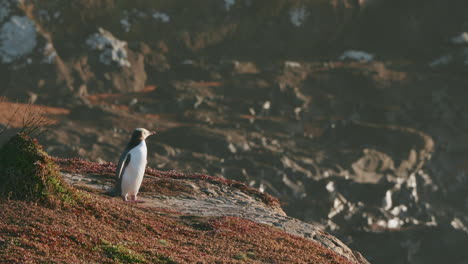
top-left (113, 128), bottom-right (156, 202)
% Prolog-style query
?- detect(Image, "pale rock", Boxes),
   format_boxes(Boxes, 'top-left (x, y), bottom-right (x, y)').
top-left (339, 50), bottom-right (374, 62)
top-left (153, 12), bottom-right (170, 23)
top-left (0, 15), bottom-right (37, 63)
top-left (86, 28), bottom-right (131, 67)
top-left (451, 32), bottom-right (468, 45)
top-left (289, 6), bottom-right (308, 27)
top-left (224, 0), bottom-right (236, 11)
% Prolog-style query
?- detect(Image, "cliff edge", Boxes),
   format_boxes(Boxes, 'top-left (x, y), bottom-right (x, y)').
top-left (0, 134), bottom-right (368, 263)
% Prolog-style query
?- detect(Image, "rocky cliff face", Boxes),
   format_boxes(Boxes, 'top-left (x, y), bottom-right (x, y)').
top-left (1, 1), bottom-right (468, 263)
top-left (1, 0), bottom-right (467, 102)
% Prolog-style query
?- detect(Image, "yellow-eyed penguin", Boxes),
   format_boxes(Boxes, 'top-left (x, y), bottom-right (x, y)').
top-left (114, 128), bottom-right (156, 202)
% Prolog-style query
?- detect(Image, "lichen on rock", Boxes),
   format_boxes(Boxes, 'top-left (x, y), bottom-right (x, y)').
top-left (0, 133), bottom-right (76, 203)
top-left (86, 27), bottom-right (131, 67)
top-left (289, 6), bottom-right (308, 27)
top-left (0, 15), bottom-right (37, 63)
top-left (152, 12), bottom-right (170, 23)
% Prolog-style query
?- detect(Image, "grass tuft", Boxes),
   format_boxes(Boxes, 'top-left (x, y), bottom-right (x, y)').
top-left (0, 133), bottom-right (78, 204)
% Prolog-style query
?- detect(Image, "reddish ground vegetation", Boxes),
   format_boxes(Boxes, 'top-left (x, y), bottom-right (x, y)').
top-left (0, 137), bottom-right (351, 263)
top-left (54, 158), bottom-right (280, 207)
top-left (0, 194), bottom-right (352, 264)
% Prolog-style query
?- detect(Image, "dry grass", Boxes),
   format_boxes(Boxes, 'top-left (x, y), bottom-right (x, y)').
top-left (0, 100), bottom-right (69, 134)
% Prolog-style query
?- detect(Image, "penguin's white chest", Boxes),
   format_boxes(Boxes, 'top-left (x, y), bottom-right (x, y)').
top-left (121, 141), bottom-right (147, 197)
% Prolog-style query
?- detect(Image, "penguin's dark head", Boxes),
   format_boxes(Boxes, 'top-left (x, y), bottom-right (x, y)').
top-left (133, 128), bottom-right (156, 141)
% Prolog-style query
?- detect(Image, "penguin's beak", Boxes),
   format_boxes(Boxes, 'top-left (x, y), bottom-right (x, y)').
top-left (149, 130), bottom-right (157, 136)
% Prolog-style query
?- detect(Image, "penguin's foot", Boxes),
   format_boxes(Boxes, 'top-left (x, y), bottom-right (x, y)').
top-left (121, 194), bottom-right (144, 203)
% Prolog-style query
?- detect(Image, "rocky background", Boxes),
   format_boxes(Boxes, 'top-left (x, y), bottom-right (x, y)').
top-left (1, 0), bottom-right (468, 263)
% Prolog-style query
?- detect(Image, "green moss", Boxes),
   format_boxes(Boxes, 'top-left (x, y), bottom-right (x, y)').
top-left (97, 240), bottom-right (146, 264)
top-left (246, 252), bottom-right (256, 258)
top-left (0, 133), bottom-right (76, 203)
top-left (153, 255), bottom-right (177, 264)
top-left (234, 251), bottom-right (256, 261)
top-left (234, 252), bottom-right (248, 260)
top-left (157, 239), bottom-right (168, 246)
top-left (94, 240), bottom-right (177, 264)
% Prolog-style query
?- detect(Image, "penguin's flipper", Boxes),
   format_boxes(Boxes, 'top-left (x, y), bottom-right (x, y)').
top-left (117, 153), bottom-right (131, 180)
top-left (109, 152), bottom-right (132, 197)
